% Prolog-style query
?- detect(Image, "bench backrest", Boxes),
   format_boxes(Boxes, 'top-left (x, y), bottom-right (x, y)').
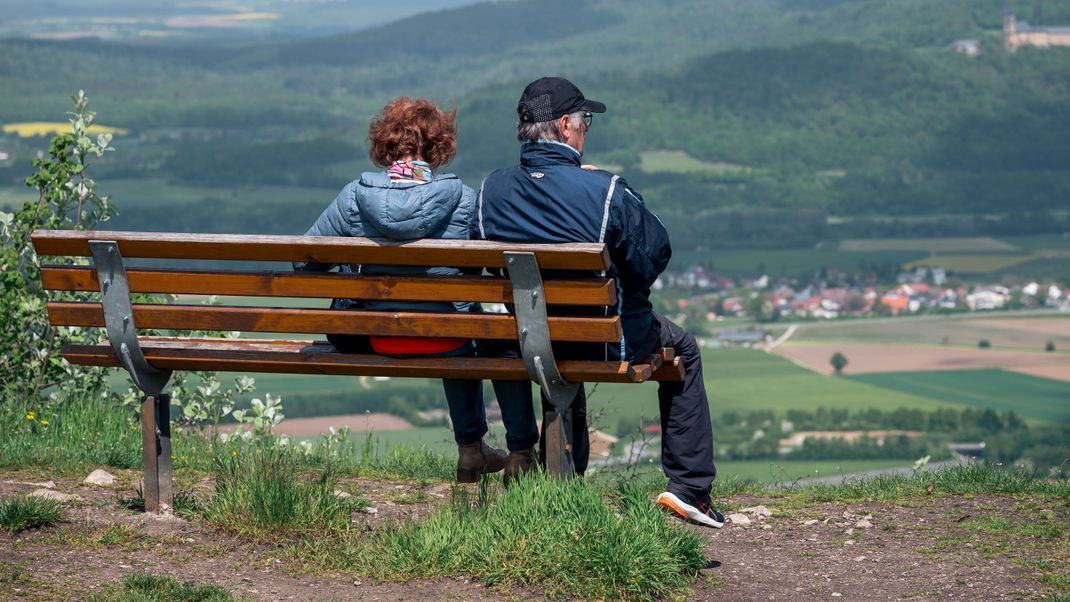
top-left (33, 230), bottom-right (620, 344)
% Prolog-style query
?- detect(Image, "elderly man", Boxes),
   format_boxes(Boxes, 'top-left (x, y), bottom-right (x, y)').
top-left (474, 76), bottom-right (724, 528)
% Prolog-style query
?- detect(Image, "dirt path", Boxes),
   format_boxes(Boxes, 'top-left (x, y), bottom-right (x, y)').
top-left (1, 470), bottom-right (1065, 600)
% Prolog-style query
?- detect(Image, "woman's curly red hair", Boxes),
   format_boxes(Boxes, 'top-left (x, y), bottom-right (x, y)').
top-left (368, 97), bottom-right (457, 169)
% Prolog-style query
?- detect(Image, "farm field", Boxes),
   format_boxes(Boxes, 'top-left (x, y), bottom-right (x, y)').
top-left (667, 247), bottom-right (925, 277)
top-left (776, 342), bottom-right (1070, 383)
top-left (639, 149), bottom-right (751, 175)
top-left (904, 254), bottom-right (1035, 273)
top-left (790, 313), bottom-right (1070, 351)
top-left (850, 370), bottom-right (1070, 424)
top-left (838, 237), bottom-right (1020, 253)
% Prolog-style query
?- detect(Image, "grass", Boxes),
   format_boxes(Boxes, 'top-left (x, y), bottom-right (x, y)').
top-left (88, 573), bottom-right (234, 602)
top-left (0, 496), bottom-right (62, 533)
top-left (667, 247), bottom-right (925, 278)
top-left (198, 444), bottom-right (356, 538)
top-left (590, 349), bottom-right (962, 427)
top-left (782, 462), bottom-right (1070, 504)
top-left (295, 474), bottom-right (706, 601)
top-left (850, 369), bottom-right (1070, 423)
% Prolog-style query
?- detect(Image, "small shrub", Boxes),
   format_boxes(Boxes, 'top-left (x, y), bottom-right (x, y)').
top-left (829, 351), bottom-right (848, 374)
top-left (89, 573), bottom-right (233, 602)
top-left (0, 496), bottom-right (62, 533)
top-left (978, 339), bottom-right (991, 348)
top-left (1046, 340), bottom-right (1056, 352)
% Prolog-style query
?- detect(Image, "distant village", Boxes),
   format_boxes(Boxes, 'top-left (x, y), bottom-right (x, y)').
top-left (654, 264), bottom-right (1068, 326)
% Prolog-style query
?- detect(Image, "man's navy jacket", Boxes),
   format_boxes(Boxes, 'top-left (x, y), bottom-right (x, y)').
top-left (474, 141), bottom-right (672, 362)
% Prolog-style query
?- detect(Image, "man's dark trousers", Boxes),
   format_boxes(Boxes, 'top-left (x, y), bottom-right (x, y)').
top-left (544, 313), bottom-right (716, 500)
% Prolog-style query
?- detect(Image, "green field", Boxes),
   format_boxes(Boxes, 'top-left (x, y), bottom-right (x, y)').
top-left (791, 312), bottom-right (1070, 350)
top-left (667, 247), bottom-right (925, 277)
top-left (638, 150), bottom-right (751, 175)
top-left (850, 369), bottom-right (1070, 424)
top-left (903, 254), bottom-right (1036, 274)
top-left (838, 237), bottom-right (1021, 253)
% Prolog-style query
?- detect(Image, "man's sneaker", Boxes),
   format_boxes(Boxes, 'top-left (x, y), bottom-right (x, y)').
top-left (655, 491), bottom-right (725, 528)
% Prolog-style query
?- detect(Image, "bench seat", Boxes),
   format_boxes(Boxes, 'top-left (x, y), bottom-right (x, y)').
top-left (62, 337), bottom-right (683, 383)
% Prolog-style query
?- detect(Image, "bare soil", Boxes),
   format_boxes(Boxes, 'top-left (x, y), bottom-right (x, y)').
top-left (776, 343), bottom-right (1070, 382)
top-left (1, 469), bottom-right (1066, 601)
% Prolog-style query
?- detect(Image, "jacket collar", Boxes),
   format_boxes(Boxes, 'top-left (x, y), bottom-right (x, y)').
top-left (520, 141), bottom-right (582, 168)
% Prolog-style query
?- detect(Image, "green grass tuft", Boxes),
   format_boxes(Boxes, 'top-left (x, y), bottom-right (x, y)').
top-left (198, 444), bottom-right (356, 538)
top-left (89, 573), bottom-right (234, 601)
top-left (303, 474), bottom-right (705, 601)
top-left (0, 496), bottom-right (62, 533)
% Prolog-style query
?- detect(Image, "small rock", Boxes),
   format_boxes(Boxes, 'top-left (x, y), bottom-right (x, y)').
top-left (334, 490), bottom-right (352, 499)
top-left (353, 580), bottom-right (362, 587)
top-left (844, 540), bottom-right (855, 546)
top-left (362, 506), bottom-right (379, 515)
top-left (854, 555), bottom-right (866, 562)
top-left (740, 505), bottom-right (772, 518)
top-left (803, 519), bottom-right (819, 526)
top-left (762, 524), bottom-right (772, 530)
top-left (844, 528), bottom-right (855, 536)
top-left (727, 513), bottom-right (751, 526)
top-left (30, 488), bottom-right (80, 503)
top-left (37, 480), bottom-right (57, 489)
top-left (84, 469), bottom-right (117, 486)
top-left (832, 593), bottom-right (842, 598)
top-left (855, 519), bottom-right (873, 529)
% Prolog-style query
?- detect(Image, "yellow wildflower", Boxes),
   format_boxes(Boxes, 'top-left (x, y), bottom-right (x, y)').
top-left (231, 450), bottom-right (237, 457)
top-left (40, 420), bottom-right (49, 426)
top-left (25, 411), bottom-right (35, 420)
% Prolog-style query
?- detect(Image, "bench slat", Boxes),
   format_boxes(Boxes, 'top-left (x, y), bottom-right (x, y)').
top-left (40, 266), bottom-right (617, 306)
top-left (47, 302), bottom-right (622, 343)
top-left (31, 231), bottom-right (611, 271)
top-left (61, 339), bottom-right (672, 383)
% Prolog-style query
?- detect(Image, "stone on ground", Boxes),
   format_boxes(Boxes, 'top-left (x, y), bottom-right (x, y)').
top-left (740, 505), bottom-right (772, 517)
top-left (84, 469), bottom-right (117, 486)
top-left (30, 488), bottom-right (81, 503)
top-left (727, 512), bottom-right (751, 526)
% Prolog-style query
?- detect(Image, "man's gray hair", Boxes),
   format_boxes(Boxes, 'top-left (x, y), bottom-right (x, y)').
top-left (516, 111), bottom-right (585, 143)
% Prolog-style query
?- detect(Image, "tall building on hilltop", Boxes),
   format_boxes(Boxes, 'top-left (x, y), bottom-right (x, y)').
top-left (1003, 10), bottom-right (1070, 51)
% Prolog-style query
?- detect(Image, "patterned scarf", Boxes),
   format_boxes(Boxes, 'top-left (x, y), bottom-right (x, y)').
top-left (387, 160), bottom-right (433, 183)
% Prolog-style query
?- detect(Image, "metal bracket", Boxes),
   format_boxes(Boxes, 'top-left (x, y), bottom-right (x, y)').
top-left (89, 240), bottom-right (172, 396)
top-left (504, 251), bottom-right (582, 409)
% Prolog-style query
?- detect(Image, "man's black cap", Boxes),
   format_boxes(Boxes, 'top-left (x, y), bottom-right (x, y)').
top-left (517, 77), bottom-right (607, 123)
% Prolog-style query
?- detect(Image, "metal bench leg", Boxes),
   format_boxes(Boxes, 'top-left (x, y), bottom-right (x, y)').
top-left (505, 252), bottom-right (581, 479)
top-left (140, 394), bottom-right (173, 514)
top-left (543, 410), bottom-right (573, 477)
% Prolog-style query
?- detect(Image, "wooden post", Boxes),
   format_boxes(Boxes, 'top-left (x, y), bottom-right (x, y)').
top-left (140, 395), bottom-right (174, 513)
top-left (543, 411), bottom-right (574, 478)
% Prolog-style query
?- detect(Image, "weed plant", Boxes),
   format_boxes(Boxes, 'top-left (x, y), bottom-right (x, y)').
top-left (0, 496), bottom-right (62, 533)
top-left (88, 573), bottom-right (233, 602)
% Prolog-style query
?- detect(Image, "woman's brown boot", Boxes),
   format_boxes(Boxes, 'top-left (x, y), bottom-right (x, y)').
top-left (456, 440), bottom-right (508, 483)
top-left (503, 447), bottom-right (537, 487)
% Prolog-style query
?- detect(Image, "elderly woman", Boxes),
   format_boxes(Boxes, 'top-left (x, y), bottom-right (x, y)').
top-left (296, 98), bottom-right (537, 482)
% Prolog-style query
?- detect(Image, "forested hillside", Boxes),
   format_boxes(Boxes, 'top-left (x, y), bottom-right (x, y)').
top-left (1, 0), bottom-right (1068, 248)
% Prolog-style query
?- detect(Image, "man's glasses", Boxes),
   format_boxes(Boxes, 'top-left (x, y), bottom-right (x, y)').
top-left (582, 111), bottom-right (593, 130)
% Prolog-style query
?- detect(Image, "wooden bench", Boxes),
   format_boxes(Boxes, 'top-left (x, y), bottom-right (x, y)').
top-left (32, 229), bottom-right (683, 512)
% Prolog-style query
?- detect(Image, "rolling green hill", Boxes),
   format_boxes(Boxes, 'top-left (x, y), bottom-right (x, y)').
top-left (1, 0), bottom-right (1069, 252)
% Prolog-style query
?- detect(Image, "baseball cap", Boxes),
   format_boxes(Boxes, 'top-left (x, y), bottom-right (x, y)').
top-left (517, 77), bottom-right (607, 123)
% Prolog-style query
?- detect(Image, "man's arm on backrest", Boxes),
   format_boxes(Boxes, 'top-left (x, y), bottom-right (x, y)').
top-left (609, 182), bottom-right (672, 288)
